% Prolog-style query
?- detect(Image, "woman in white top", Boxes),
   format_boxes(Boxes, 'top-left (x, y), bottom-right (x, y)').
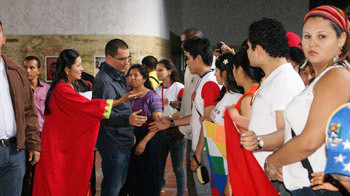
top-left (155, 59), bottom-right (186, 196)
top-left (199, 53), bottom-right (242, 195)
top-left (204, 53), bottom-right (243, 125)
top-left (265, 5), bottom-right (350, 195)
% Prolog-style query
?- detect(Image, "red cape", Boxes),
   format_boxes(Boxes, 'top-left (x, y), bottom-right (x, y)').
top-left (224, 110), bottom-right (278, 196)
top-left (33, 83), bottom-right (109, 196)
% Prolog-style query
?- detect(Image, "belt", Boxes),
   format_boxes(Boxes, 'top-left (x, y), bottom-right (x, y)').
top-left (0, 137), bottom-right (17, 147)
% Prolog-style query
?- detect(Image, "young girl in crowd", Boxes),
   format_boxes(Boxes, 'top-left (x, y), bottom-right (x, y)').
top-left (224, 44), bottom-right (265, 195)
top-left (265, 5), bottom-right (350, 195)
top-left (227, 42), bottom-right (265, 132)
top-left (207, 53), bottom-right (242, 125)
top-left (124, 64), bottom-right (163, 196)
top-left (299, 62), bottom-right (315, 87)
top-left (33, 49), bottom-right (139, 196)
top-left (199, 53), bottom-right (243, 195)
top-left (155, 59), bottom-right (186, 196)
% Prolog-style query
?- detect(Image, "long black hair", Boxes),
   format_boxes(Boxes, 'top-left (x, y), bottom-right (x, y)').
top-left (215, 53), bottom-right (244, 102)
top-left (45, 49), bottom-right (80, 114)
top-left (232, 41), bottom-right (265, 87)
top-left (126, 64), bottom-right (153, 90)
top-left (156, 59), bottom-right (180, 83)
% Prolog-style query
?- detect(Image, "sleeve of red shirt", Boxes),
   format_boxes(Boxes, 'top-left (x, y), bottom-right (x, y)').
top-left (177, 88), bottom-right (184, 99)
top-left (201, 81), bottom-right (220, 108)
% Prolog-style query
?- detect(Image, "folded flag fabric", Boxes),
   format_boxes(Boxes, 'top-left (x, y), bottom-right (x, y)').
top-left (325, 102), bottom-right (350, 177)
top-left (224, 109), bottom-right (279, 196)
top-left (203, 120), bottom-right (228, 196)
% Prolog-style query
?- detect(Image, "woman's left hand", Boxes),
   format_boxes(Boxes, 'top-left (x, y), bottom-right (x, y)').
top-left (135, 140), bottom-right (147, 155)
top-left (311, 172), bottom-right (339, 191)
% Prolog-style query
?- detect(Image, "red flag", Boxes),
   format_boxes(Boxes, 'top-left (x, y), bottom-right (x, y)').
top-left (224, 110), bottom-right (279, 196)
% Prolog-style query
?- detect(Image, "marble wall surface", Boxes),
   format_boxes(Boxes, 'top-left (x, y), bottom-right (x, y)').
top-left (3, 34), bottom-right (171, 81)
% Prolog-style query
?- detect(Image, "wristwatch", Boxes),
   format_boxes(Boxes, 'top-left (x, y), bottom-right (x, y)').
top-left (169, 118), bottom-right (175, 127)
top-left (257, 137), bottom-right (264, 150)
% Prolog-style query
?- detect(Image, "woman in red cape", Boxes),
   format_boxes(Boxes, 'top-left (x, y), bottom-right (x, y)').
top-left (33, 49), bottom-right (129, 196)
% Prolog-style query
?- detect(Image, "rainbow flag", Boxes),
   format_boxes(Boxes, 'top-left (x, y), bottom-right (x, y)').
top-left (203, 120), bottom-right (228, 196)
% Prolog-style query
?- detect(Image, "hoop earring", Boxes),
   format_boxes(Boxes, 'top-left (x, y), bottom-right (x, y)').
top-left (338, 47), bottom-right (343, 57)
top-left (299, 59), bottom-right (308, 69)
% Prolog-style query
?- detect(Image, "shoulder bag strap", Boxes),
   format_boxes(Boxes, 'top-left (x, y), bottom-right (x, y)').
top-left (291, 128), bottom-right (314, 181)
top-left (150, 76), bottom-right (159, 84)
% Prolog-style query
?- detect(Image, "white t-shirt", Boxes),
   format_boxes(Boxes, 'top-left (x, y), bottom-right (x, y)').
top-left (282, 64), bottom-right (348, 191)
top-left (210, 92), bottom-right (241, 125)
top-left (191, 71), bottom-right (219, 151)
top-left (0, 57), bottom-right (17, 139)
top-left (179, 66), bottom-right (200, 139)
top-left (179, 59), bottom-right (216, 139)
top-left (155, 82), bottom-right (184, 117)
top-left (248, 63), bottom-right (305, 168)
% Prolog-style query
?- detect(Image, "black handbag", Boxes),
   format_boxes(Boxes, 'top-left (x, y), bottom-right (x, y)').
top-left (193, 154), bottom-right (209, 185)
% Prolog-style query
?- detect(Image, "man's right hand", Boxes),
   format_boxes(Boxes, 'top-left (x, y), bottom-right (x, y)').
top-left (129, 110), bottom-right (147, 127)
top-left (240, 130), bottom-right (258, 151)
top-left (121, 91), bottom-right (144, 103)
top-left (148, 117), bottom-right (170, 132)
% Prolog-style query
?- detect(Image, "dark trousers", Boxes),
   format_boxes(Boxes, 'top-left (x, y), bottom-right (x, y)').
top-left (99, 147), bottom-right (131, 196)
top-left (273, 181), bottom-right (291, 196)
top-left (291, 187), bottom-right (343, 196)
top-left (122, 126), bottom-right (161, 196)
top-left (21, 151), bottom-right (35, 196)
top-left (186, 139), bottom-right (197, 196)
top-left (89, 150), bottom-right (96, 196)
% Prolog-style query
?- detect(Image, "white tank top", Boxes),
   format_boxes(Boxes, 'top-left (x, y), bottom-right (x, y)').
top-left (283, 62), bottom-right (350, 191)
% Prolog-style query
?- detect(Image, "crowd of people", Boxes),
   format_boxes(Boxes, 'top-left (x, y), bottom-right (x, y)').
top-left (0, 4), bottom-right (349, 196)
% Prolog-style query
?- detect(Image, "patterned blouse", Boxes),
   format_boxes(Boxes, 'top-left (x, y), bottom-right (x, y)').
top-left (130, 90), bottom-right (162, 121)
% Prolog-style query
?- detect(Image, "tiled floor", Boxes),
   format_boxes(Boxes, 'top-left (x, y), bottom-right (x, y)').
top-left (94, 152), bottom-right (179, 196)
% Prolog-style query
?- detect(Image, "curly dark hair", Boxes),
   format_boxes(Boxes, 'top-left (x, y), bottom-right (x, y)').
top-left (248, 18), bottom-right (289, 58)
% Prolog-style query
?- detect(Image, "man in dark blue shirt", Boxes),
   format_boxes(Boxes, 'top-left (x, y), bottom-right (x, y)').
top-left (92, 39), bottom-right (146, 196)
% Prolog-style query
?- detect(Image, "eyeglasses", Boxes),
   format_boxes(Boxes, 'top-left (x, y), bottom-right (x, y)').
top-left (111, 55), bottom-right (132, 62)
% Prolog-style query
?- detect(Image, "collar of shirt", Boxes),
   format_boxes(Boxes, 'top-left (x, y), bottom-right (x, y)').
top-left (102, 63), bottom-right (126, 83)
top-left (37, 79), bottom-right (44, 87)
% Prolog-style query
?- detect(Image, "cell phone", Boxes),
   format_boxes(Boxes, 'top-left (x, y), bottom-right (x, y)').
top-left (215, 42), bottom-right (224, 54)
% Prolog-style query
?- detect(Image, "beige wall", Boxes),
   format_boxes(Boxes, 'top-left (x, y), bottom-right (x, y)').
top-left (2, 35), bottom-right (171, 81)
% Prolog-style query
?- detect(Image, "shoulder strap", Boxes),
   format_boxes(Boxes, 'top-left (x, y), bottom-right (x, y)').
top-left (291, 128), bottom-right (314, 181)
top-left (150, 76), bottom-right (159, 84)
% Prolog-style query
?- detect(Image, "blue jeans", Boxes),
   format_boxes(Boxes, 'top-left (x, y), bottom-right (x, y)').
top-left (98, 147), bottom-right (131, 196)
top-left (0, 145), bottom-right (26, 196)
top-left (159, 130), bottom-right (186, 196)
